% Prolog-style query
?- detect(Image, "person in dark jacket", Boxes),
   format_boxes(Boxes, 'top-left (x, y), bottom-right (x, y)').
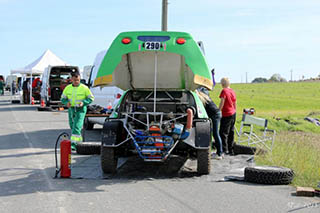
top-left (22, 79), bottom-right (30, 104)
top-left (196, 88), bottom-right (223, 159)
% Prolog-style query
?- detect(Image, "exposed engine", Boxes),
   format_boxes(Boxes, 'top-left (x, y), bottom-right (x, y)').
top-left (118, 90), bottom-right (196, 160)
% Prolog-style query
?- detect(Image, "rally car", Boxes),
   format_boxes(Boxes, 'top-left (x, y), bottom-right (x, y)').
top-left (94, 31), bottom-right (214, 175)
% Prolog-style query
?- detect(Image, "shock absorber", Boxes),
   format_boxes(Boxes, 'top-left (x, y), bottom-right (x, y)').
top-left (149, 125), bottom-right (163, 149)
top-left (180, 108), bottom-right (194, 140)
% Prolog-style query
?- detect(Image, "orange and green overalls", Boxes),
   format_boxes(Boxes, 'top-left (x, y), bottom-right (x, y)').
top-left (61, 83), bottom-right (94, 150)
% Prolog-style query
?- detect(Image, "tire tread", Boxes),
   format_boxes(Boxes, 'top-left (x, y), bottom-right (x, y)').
top-left (244, 166), bottom-right (294, 185)
top-left (76, 142), bottom-right (100, 155)
top-left (101, 146), bottom-right (118, 174)
top-left (197, 149), bottom-right (211, 175)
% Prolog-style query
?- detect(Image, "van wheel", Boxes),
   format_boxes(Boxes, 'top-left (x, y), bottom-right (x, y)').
top-left (45, 99), bottom-right (50, 107)
top-left (84, 117), bottom-right (94, 130)
top-left (11, 100), bottom-right (20, 104)
top-left (197, 148), bottom-right (211, 175)
top-left (101, 146), bottom-right (118, 174)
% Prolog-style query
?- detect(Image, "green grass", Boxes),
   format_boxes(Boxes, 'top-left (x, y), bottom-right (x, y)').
top-left (255, 132), bottom-right (320, 189)
top-left (209, 81), bottom-right (320, 188)
top-left (210, 81), bottom-right (320, 133)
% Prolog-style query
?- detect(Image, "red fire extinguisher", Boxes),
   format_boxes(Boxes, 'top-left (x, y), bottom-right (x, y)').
top-left (60, 139), bottom-right (71, 178)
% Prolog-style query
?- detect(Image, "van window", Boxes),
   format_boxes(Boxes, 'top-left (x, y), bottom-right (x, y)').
top-left (60, 72), bottom-right (71, 80)
top-left (88, 66), bottom-right (95, 88)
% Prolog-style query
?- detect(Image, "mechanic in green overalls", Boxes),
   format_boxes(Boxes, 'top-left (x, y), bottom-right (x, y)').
top-left (61, 70), bottom-right (94, 150)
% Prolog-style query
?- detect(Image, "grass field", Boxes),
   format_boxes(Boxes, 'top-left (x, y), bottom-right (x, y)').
top-left (210, 81), bottom-right (320, 133)
top-left (209, 81), bottom-right (320, 189)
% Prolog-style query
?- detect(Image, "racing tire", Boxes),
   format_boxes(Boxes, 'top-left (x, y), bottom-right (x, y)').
top-left (101, 146), bottom-right (118, 174)
top-left (84, 117), bottom-right (94, 130)
top-left (234, 144), bottom-right (257, 155)
top-left (234, 144), bottom-right (268, 155)
top-left (76, 142), bottom-right (100, 155)
top-left (244, 166), bottom-right (294, 185)
top-left (197, 148), bottom-right (211, 175)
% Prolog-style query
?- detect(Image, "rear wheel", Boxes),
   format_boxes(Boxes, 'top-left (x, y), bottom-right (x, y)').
top-left (197, 148), bottom-right (211, 175)
top-left (84, 117), bottom-right (94, 130)
top-left (45, 98), bottom-right (50, 107)
top-left (11, 100), bottom-right (20, 104)
top-left (101, 146), bottom-right (118, 174)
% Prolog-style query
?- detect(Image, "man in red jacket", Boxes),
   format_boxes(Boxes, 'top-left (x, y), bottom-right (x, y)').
top-left (219, 77), bottom-right (237, 155)
top-left (32, 77), bottom-right (41, 88)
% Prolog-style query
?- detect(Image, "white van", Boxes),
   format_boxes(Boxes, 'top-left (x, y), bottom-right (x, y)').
top-left (84, 50), bottom-right (123, 129)
top-left (41, 65), bottom-right (79, 106)
top-left (10, 74), bottom-right (23, 103)
top-left (82, 65), bottom-right (92, 84)
top-left (5, 75), bottom-right (17, 91)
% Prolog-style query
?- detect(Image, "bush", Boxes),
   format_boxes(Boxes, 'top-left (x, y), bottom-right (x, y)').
top-left (252, 77), bottom-right (268, 83)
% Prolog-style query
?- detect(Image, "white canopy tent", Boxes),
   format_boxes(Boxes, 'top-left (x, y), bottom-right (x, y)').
top-left (10, 49), bottom-right (67, 104)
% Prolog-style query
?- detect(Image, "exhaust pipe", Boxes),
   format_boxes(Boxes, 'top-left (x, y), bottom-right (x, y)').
top-left (180, 108), bottom-right (194, 139)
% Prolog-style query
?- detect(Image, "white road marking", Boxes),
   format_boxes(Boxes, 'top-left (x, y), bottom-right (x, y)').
top-left (9, 105), bottom-right (54, 190)
top-left (8, 105), bottom-right (72, 210)
top-left (59, 207), bottom-right (67, 213)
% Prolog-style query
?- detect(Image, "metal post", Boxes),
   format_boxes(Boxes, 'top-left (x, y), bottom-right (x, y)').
top-left (161, 0), bottom-right (168, 31)
top-left (153, 52), bottom-right (158, 120)
top-left (246, 72), bottom-right (248, 84)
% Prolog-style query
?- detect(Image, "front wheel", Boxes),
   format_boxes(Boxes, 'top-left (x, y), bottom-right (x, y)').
top-left (197, 149), bottom-right (211, 175)
top-left (101, 146), bottom-right (118, 174)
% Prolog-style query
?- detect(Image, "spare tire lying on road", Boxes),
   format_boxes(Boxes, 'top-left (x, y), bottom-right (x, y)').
top-left (244, 166), bottom-right (294, 185)
top-left (234, 144), bottom-right (257, 155)
top-left (234, 144), bottom-right (267, 155)
top-left (76, 142), bottom-right (101, 155)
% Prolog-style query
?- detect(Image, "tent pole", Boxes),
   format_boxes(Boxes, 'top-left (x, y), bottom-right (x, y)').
top-left (10, 81), bottom-right (12, 103)
top-left (30, 72), bottom-right (33, 105)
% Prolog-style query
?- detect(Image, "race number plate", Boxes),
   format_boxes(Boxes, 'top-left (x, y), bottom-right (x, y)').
top-left (144, 41), bottom-right (161, 50)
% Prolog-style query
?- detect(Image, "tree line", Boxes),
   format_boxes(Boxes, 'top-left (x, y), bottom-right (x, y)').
top-left (252, 74), bottom-right (287, 83)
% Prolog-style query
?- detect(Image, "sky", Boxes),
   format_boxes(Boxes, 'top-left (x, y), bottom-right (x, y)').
top-left (1, 0), bottom-right (320, 83)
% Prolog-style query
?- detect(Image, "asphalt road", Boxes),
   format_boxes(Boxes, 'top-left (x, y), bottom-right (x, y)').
top-left (0, 93), bottom-right (319, 213)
